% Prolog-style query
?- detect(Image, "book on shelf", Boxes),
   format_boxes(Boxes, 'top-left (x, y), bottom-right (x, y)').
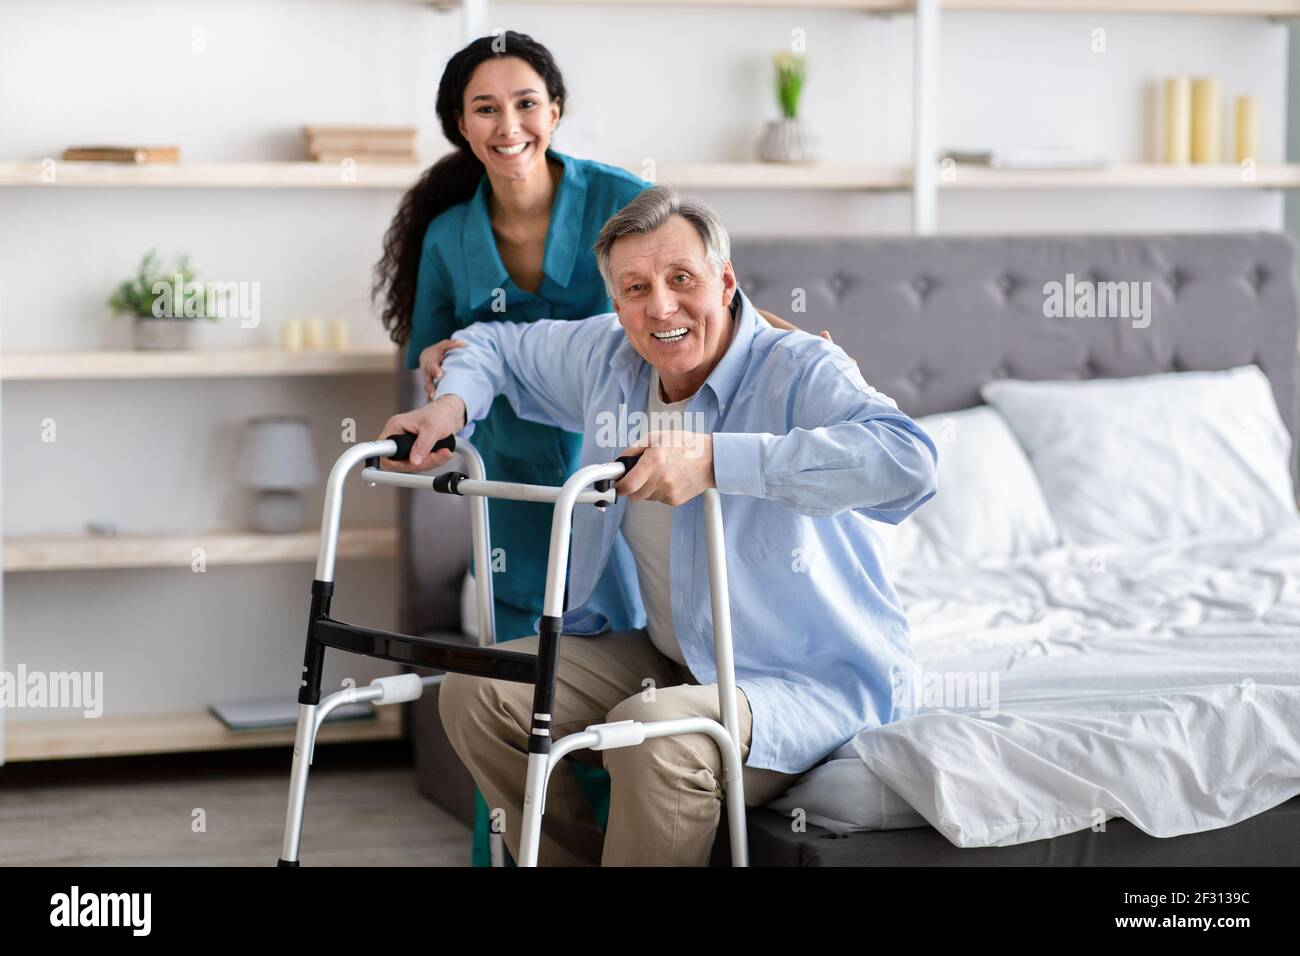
top-left (312, 151), bottom-right (419, 165)
top-left (303, 124), bottom-right (418, 165)
top-left (941, 147), bottom-right (1114, 170)
top-left (303, 124), bottom-right (416, 140)
top-left (303, 125), bottom-right (416, 155)
top-left (61, 145), bottom-right (181, 164)
top-left (307, 135), bottom-right (417, 154)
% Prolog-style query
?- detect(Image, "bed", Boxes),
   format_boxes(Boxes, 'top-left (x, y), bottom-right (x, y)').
top-left (402, 231), bottom-right (1300, 866)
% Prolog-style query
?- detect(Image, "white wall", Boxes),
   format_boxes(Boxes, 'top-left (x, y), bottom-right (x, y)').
top-left (0, 0), bottom-right (1292, 727)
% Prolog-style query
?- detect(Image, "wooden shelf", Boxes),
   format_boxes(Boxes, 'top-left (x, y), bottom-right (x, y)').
top-left (0, 347), bottom-right (398, 381)
top-left (2, 527), bottom-right (397, 573)
top-left (3, 705), bottom-right (402, 762)
top-left (940, 0), bottom-right (1300, 14)
top-left (940, 162), bottom-right (1300, 189)
top-left (427, 0), bottom-right (915, 9)
top-left (671, 161), bottom-right (1300, 191)
top-left (429, 0), bottom-right (1300, 13)
top-left (0, 160), bottom-right (423, 189)
top-left (428, 0), bottom-right (1300, 13)
top-left (6, 159), bottom-right (1299, 192)
top-left (656, 161), bottom-right (910, 190)
top-left (0, 158), bottom-right (910, 191)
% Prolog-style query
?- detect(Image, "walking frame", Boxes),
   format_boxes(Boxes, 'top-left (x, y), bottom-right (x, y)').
top-left (277, 432), bottom-right (748, 867)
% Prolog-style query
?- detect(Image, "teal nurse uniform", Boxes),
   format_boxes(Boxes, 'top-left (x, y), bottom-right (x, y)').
top-left (406, 147), bottom-right (651, 866)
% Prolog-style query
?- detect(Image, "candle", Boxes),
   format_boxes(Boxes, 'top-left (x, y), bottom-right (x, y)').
top-left (1163, 76), bottom-right (1191, 165)
top-left (281, 318), bottom-right (303, 352)
top-left (1235, 95), bottom-right (1258, 164)
top-left (302, 317), bottom-right (323, 349)
top-left (327, 318), bottom-right (350, 350)
top-left (1190, 76), bottom-right (1220, 164)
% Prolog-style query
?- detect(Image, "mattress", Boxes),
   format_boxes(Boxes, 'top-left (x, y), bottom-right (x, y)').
top-left (766, 518), bottom-right (1300, 848)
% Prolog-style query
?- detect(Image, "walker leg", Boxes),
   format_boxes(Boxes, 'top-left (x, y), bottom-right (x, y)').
top-left (516, 751), bottom-right (551, 867)
top-left (516, 609), bottom-right (563, 867)
top-left (724, 756), bottom-right (749, 867)
top-left (278, 580), bottom-right (330, 867)
top-left (278, 703), bottom-right (318, 866)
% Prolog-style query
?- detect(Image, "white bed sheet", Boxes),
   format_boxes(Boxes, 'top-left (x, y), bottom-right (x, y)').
top-left (766, 517), bottom-right (1300, 847)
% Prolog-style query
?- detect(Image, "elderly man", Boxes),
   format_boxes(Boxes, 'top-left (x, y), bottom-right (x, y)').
top-left (378, 185), bottom-right (937, 867)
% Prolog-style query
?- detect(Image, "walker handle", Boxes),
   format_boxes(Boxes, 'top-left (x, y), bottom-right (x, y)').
top-left (366, 433), bottom-right (456, 470)
top-left (595, 454), bottom-right (642, 494)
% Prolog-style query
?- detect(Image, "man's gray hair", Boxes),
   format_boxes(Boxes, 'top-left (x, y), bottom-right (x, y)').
top-left (593, 185), bottom-right (731, 299)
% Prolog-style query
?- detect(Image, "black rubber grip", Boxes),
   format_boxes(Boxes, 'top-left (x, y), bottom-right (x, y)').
top-left (596, 454), bottom-right (643, 495)
top-left (366, 433), bottom-right (456, 471)
top-left (385, 432), bottom-right (455, 462)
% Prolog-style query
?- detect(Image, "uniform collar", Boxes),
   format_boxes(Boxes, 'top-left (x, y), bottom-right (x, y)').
top-left (610, 286), bottom-right (757, 415)
top-left (463, 148), bottom-right (587, 309)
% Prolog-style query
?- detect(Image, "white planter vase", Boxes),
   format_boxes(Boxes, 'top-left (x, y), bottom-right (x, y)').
top-left (758, 117), bottom-right (820, 163)
top-left (133, 317), bottom-right (199, 350)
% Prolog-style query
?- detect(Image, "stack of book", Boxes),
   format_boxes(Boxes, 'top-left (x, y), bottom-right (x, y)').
top-left (62, 145), bottom-right (180, 163)
top-left (304, 125), bottom-right (417, 164)
top-left (940, 147), bottom-right (1113, 170)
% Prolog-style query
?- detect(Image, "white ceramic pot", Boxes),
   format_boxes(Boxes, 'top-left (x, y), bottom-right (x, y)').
top-left (251, 490), bottom-right (306, 533)
top-left (758, 117), bottom-right (820, 163)
top-left (133, 317), bottom-right (199, 350)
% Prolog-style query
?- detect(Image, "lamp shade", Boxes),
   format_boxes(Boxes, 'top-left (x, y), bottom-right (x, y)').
top-left (238, 415), bottom-right (319, 490)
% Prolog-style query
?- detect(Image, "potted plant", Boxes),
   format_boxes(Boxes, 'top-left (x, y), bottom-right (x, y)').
top-left (108, 249), bottom-right (222, 350)
top-left (758, 52), bottom-right (819, 163)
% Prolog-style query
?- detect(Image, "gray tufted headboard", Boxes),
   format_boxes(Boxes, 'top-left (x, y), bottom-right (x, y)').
top-left (398, 231), bottom-right (1300, 637)
top-left (732, 231), bottom-right (1298, 441)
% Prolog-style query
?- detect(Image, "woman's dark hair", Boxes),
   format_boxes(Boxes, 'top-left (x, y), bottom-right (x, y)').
top-left (372, 32), bottom-right (567, 348)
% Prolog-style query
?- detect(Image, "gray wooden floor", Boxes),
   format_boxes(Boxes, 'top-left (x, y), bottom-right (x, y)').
top-left (0, 744), bottom-right (472, 866)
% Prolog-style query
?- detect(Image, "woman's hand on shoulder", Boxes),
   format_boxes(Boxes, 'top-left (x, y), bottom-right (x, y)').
top-left (757, 307), bottom-right (836, 343)
top-left (419, 338), bottom-right (468, 400)
top-left (756, 307), bottom-right (856, 365)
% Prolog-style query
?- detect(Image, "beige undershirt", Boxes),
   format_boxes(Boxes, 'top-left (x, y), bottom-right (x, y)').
top-left (619, 365), bottom-right (697, 667)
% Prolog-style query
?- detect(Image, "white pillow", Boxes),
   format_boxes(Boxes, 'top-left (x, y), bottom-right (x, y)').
top-left (878, 405), bottom-right (1061, 571)
top-left (980, 364), bottom-right (1297, 547)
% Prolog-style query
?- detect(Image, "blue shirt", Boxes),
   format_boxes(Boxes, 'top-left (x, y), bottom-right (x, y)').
top-left (435, 287), bottom-right (939, 775)
top-left (406, 148), bottom-right (650, 611)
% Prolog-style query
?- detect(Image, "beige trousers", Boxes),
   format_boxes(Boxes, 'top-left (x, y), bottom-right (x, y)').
top-left (438, 628), bottom-right (800, 866)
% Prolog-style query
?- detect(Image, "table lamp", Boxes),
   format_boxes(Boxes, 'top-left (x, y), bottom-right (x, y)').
top-left (238, 415), bottom-right (319, 533)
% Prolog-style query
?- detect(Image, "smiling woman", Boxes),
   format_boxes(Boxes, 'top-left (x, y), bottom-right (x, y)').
top-left (369, 31), bottom-right (654, 869)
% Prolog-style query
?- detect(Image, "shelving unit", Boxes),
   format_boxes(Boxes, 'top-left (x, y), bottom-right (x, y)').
top-left (3, 0), bottom-right (1279, 228)
top-left (4, 0), bottom-right (1294, 765)
top-left (3, 527), bottom-right (397, 573)
top-left (1, 340), bottom-right (403, 763)
top-left (0, 347), bottom-right (398, 381)
top-left (3, 706), bottom-right (402, 763)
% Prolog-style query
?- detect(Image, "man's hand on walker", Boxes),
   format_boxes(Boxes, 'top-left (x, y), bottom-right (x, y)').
top-left (376, 395), bottom-right (466, 473)
top-left (614, 431), bottom-right (715, 505)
